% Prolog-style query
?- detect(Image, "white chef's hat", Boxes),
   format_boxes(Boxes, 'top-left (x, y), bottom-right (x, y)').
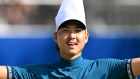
top-left (55, 0), bottom-right (86, 32)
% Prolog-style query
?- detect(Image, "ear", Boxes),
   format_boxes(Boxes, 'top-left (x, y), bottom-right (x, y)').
top-left (85, 32), bottom-right (89, 43)
top-left (54, 32), bottom-right (58, 43)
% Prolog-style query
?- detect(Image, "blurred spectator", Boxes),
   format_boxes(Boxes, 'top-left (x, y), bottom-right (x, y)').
top-left (1, 4), bottom-right (39, 25)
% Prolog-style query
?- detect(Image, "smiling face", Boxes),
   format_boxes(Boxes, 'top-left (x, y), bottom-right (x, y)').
top-left (54, 20), bottom-right (89, 60)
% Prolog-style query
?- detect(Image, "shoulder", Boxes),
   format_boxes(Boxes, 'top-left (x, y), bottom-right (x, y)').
top-left (10, 64), bottom-right (49, 73)
top-left (7, 64), bottom-right (49, 79)
top-left (83, 58), bottom-right (134, 79)
top-left (83, 58), bottom-right (127, 66)
top-left (82, 58), bottom-right (128, 72)
top-left (13, 64), bottom-right (47, 69)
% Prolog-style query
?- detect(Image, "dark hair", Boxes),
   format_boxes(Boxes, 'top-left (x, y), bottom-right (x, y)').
top-left (56, 44), bottom-right (60, 53)
top-left (58, 19), bottom-right (86, 30)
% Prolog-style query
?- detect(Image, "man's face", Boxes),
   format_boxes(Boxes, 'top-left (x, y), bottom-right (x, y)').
top-left (54, 21), bottom-right (89, 59)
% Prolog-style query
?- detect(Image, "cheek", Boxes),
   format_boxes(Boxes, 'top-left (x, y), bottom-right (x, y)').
top-left (78, 32), bottom-right (86, 39)
top-left (78, 33), bottom-right (83, 37)
top-left (57, 33), bottom-right (68, 42)
top-left (77, 33), bottom-right (86, 42)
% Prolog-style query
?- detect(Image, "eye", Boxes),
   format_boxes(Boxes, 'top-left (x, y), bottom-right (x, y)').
top-left (62, 29), bottom-right (69, 32)
top-left (64, 30), bottom-right (68, 31)
top-left (63, 29), bottom-right (68, 31)
top-left (76, 29), bottom-right (82, 33)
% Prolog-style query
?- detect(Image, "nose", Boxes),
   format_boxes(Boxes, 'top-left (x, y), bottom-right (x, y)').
top-left (68, 32), bottom-right (76, 40)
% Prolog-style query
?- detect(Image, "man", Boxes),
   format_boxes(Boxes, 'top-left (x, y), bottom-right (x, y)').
top-left (0, 0), bottom-right (140, 79)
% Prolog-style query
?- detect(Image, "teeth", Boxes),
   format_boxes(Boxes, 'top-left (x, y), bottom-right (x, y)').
top-left (68, 43), bottom-right (75, 45)
top-left (69, 43), bottom-right (74, 45)
top-left (69, 43), bottom-right (74, 44)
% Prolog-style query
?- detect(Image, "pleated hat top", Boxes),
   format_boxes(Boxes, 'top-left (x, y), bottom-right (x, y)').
top-left (55, 0), bottom-right (86, 32)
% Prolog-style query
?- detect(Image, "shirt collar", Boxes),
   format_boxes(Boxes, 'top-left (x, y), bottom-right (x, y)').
top-left (59, 56), bottom-right (83, 68)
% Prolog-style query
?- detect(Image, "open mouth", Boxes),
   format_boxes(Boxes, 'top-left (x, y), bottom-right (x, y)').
top-left (66, 42), bottom-right (77, 48)
top-left (68, 43), bottom-right (77, 45)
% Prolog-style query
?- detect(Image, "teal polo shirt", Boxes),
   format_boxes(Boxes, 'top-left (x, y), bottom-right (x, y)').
top-left (7, 56), bottom-right (136, 79)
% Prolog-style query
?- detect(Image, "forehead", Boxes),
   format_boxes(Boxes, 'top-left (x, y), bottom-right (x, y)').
top-left (58, 20), bottom-right (85, 29)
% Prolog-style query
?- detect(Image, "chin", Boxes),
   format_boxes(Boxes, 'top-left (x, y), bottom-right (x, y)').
top-left (67, 50), bottom-right (80, 55)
